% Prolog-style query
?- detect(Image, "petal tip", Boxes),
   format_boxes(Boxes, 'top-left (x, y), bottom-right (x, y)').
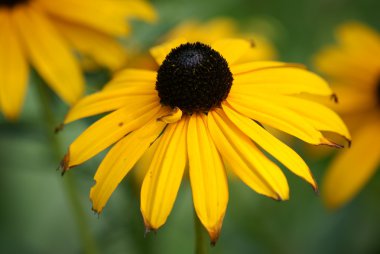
top-left (320, 138), bottom-right (344, 149)
top-left (59, 152), bottom-right (70, 176)
top-left (144, 224), bottom-right (158, 237)
top-left (54, 123), bottom-right (64, 134)
top-left (209, 231), bottom-right (221, 246)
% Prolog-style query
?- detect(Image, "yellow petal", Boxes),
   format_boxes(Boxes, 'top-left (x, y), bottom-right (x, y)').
top-left (208, 109), bottom-right (289, 200)
top-left (330, 84), bottom-right (376, 114)
top-left (230, 61), bottom-right (301, 75)
top-left (314, 46), bottom-right (377, 87)
top-left (322, 119), bottom-right (380, 210)
top-left (211, 39), bottom-right (252, 65)
top-left (164, 18), bottom-right (237, 45)
top-left (63, 102), bottom-right (160, 169)
top-left (141, 118), bottom-right (188, 231)
top-left (150, 38), bottom-right (187, 66)
top-left (262, 94), bottom-right (351, 141)
top-left (227, 94), bottom-right (332, 146)
top-left (90, 108), bottom-right (168, 213)
top-left (0, 10), bottom-right (28, 120)
top-left (34, 0), bottom-right (129, 36)
top-left (13, 6), bottom-right (83, 104)
top-left (104, 69), bottom-right (157, 90)
top-left (52, 18), bottom-right (127, 71)
top-left (157, 107), bottom-right (182, 123)
top-left (337, 22), bottom-right (380, 61)
top-left (188, 114), bottom-right (228, 244)
top-left (231, 64), bottom-right (333, 96)
top-left (222, 104), bottom-right (317, 190)
top-left (64, 86), bottom-right (157, 124)
top-left (112, 0), bottom-right (157, 23)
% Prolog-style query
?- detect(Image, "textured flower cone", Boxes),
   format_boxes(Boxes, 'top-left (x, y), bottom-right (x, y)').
top-left (62, 38), bottom-right (350, 244)
top-left (0, 0), bottom-right (156, 120)
top-left (315, 22), bottom-right (380, 210)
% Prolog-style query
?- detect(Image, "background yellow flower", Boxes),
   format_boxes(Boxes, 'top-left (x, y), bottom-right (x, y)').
top-left (0, 0), bottom-right (156, 120)
top-left (315, 22), bottom-right (380, 210)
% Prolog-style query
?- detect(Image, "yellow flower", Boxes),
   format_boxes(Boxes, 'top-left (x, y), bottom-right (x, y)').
top-left (62, 38), bottom-right (350, 243)
top-left (315, 22), bottom-right (380, 210)
top-left (0, 0), bottom-right (156, 120)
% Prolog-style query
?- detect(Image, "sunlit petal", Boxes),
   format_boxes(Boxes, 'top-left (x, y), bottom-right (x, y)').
top-left (188, 114), bottom-right (228, 244)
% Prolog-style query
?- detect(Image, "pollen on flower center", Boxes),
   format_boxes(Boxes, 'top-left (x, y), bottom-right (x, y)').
top-left (156, 42), bottom-right (233, 114)
top-left (0, 0), bottom-right (28, 7)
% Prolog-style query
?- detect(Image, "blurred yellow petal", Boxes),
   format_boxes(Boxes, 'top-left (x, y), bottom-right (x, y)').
top-left (0, 11), bottom-right (28, 120)
top-left (34, 0), bottom-right (129, 36)
top-left (314, 46), bottom-right (377, 87)
top-left (112, 0), bottom-right (157, 23)
top-left (231, 65), bottom-right (333, 96)
top-left (223, 104), bottom-right (317, 190)
top-left (150, 38), bottom-right (187, 65)
top-left (141, 118), bottom-right (188, 231)
top-left (211, 39), bottom-right (252, 65)
top-left (64, 102), bottom-right (160, 169)
top-left (337, 22), bottom-right (380, 61)
top-left (188, 114), bottom-right (228, 244)
top-left (64, 86), bottom-right (157, 124)
top-left (164, 18), bottom-right (236, 45)
top-left (323, 119), bottom-right (380, 209)
top-left (90, 108), bottom-right (168, 213)
top-left (235, 34), bottom-right (277, 62)
top-left (227, 94), bottom-right (331, 145)
top-left (13, 6), bottom-right (83, 104)
top-left (208, 109), bottom-right (289, 200)
top-left (52, 18), bottom-right (127, 71)
top-left (330, 84), bottom-right (377, 114)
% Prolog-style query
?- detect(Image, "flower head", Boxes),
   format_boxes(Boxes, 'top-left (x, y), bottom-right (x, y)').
top-left (315, 22), bottom-right (380, 209)
top-left (62, 38), bottom-right (350, 243)
top-left (0, 0), bottom-right (156, 120)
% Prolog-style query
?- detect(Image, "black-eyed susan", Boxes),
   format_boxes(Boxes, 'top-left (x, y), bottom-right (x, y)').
top-left (61, 38), bottom-right (350, 243)
top-left (315, 22), bottom-right (380, 210)
top-left (0, 0), bottom-right (156, 120)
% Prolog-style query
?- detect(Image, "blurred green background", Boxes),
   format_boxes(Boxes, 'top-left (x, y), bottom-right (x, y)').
top-left (1, 0), bottom-right (379, 253)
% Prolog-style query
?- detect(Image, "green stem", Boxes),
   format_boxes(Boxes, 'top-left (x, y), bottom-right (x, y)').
top-left (35, 74), bottom-right (99, 254)
top-left (194, 210), bottom-right (208, 254)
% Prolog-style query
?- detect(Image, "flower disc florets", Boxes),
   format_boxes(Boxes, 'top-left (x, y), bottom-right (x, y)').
top-left (0, 0), bottom-right (28, 7)
top-left (156, 42), bottom-right (233, 114)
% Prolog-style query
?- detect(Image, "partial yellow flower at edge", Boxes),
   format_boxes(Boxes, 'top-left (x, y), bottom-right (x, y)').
top-left (314, 22), bottom-right (380, 210)
top-left (0, 0), bottom-right (156, 120)
top-left (61, 38), bottom-right (350, 244)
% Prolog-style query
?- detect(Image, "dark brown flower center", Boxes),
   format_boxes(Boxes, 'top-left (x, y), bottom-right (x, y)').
top-left (155, 42), bottom-right (233, 114)
top-left (0, 0), bottom-right (27, 7)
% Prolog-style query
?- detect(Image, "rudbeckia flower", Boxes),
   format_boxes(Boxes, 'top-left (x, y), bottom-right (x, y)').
top-left (315, 22), bottom-right (380, 210)
top-left (0, 0), bottom-right (156, 120)
top-left (61, 38), bottom-right (350, 243)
